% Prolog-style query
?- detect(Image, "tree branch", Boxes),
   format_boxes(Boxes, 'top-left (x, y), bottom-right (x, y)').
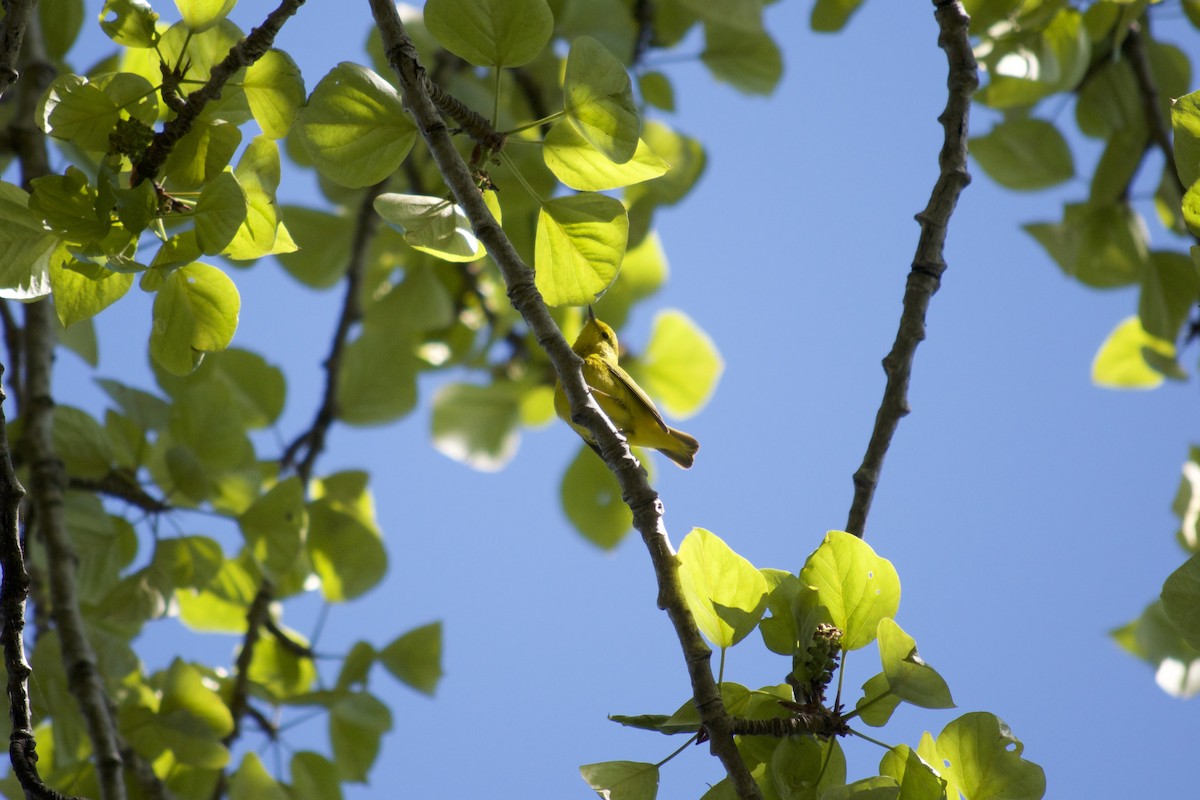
top-left (5, 11), bottom-right (132, 798)
top-left (846, 0), bottom-right (978, 538)
top-left (280, 180), bottom-right (386, 480)
top-left (134, 0), bottom-right (307, 184)
top-left (1124, 22), bottom-right (1184, 199)
top-left (0, 366), bottom-right (79, 800)
top-left (366, 4), bottom-right (760, 797)
top-left (0, 0), bottom-right (35, 100)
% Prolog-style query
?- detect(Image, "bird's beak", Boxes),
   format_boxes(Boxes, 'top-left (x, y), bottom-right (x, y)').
top-left (586, 305), bottom-right (596, 323)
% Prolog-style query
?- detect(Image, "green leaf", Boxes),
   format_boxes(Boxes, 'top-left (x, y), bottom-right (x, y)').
top-left (877, 618), bottom-right (955, 709)
top-left (821, 777), bottom-right (900, 800)
top-left (564, 36), bottom-right (639, 164)
top-left (296, 63), bottom-right (416, 188)
top-left (336, 642), bottom-right (377, 691)
top-left (244, 49), bottom-right (306, 139)
top-left (1023, 202), bottom-right (1147, 289)
top-left (161, 118), bottom-right (243, 190)
top-left (291, 752), bottom-right (343, 800)
top-left (1112, 600), bottom-right (1200, 698)
top-left (534, 193), bottom-right (628, 307)
top-left (38, 75), bottom-right (119, 152)
top-left (811, 0), bottom-right (866, 32)
top-left (379, 621), bottom-right (443, 695)
top-left (150, 263), bottom-right (240, 376)
top-left (855, 671), bottom-right (902, 728)
top-left (223, 136), bottom-right (293, 260)
top-left (29, 166), bottom-right (111, 244)
top-left (307, 498), bottom-right (387, 602)
top-left (424, 0), bottom-right (553, 68)
top-left (431, 382), bottom-right (520, 471)
top-left (373, 193), bottom-right (483, 262)
top-left (936, 713), bottom-right (1045, 800)
top-left (160, 658), bottom-right (234, 759)
top-left (193, 171), bottom-right (248, 256)
top-left (198, 348), bottom-right (287, 429)
top-left (1162, 553), bottom-right (1200, 652)
top-left (1091, 316), bottom-right (1177, 390)
top-left (52, 406), bottom-right (114, 480)
top-left (543, 120), bottom-right (669, 192)
top-left (247, 630), bottom-right (316, 700)
top-left (970, 118), bottom-right (1073, 190)
top-left (329, 692), bottom-right (392, 782)
top-left (1173, 88), bottom-right (1200, 188)
top-left (879, 746), bottom-right (946, 800)
top-left (176, 0), bottom-right (236, 33)
top-left (51, 259), bottom-right (134, 328)
top-left (99, 0), bottom-right (160, 47)
top-left (626, 309), bottom-right (722, 418)
top-left (44, 16), bottom-right (89, 70)
top-left (229, 753), bottom-right (288, 800)
top-left (638, 71), bottom-right (675, 112)
top-left (150, 535), bottom-right (223, 592)
top-left (1139, 251), bottom-right (1198, 342)
top-left (175, 553), bottom-right (258, 632)
top-left (678, 0), bottom-right (762, 31)
top-left (560, 443), bottom-right (648, 549)
top-left (0, 183), bottom-right (57, 300)
top-left (239, 477), bottom-right (307, 582)
top-left (335, 328), bottom-right (419, 425)
top-left (799, 530), bottom-right (901, 651)
top-left (701, 23), bottom-right (783, 95)
top-left (579, 761), bottom-right (659, 800)
top-left (770, 736), bottom-right (846, 800)
top-left (275, 206), bottom-right (352, 288)
top-left (63, 494), bottom-right (136, 603)
top-left (976, 9), bottom-right (1090, 109)
top-left (677, 527), bottom-right (768, 648)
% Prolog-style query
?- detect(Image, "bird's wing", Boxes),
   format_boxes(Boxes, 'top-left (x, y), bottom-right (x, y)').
top-left (607, 361), bottom-right (670, 433)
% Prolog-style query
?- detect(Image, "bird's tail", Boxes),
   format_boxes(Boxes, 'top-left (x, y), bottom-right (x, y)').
top-left (659, 428), bottom-right (700, 469)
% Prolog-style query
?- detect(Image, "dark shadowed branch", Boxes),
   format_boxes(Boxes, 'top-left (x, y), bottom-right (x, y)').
top-left (0, 366), bottom-right (77, 800)
top-left (846, 0), bottom-right (978, 538)
top-left (365, 2), bottom-right (761, 798)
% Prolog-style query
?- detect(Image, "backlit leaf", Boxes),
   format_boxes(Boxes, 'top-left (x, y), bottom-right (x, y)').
top-left (534, 193), bottom-right (628, 307)
top-left (424, 0), bottom-right (552, 67)
top-left (296, 63), bottom-right (416, 188)
top-left (800, 530), bottom-right (900, 651)
top-left (677, 527), bottom-right (768, 648)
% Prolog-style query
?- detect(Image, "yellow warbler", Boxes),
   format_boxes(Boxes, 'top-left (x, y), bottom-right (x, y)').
top-left (554, 308), bottom-right (700, 469)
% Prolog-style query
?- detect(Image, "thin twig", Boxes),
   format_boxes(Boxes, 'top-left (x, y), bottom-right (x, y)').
top-left (280, 181), bottom-right (387, 479)
top-left (366, 3), bottom-right (761, 798)
top-left (846, 1), bottom-right (978, 538)
top-left (134, 0), bottom-right (307, 184)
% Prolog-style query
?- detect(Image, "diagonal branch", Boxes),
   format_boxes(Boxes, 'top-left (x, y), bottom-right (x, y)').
top-left (134, 0), bottom-right (307, 184)
top-left (365, 3), bottom-right (760, 798)
top-left (845, 0), bottom-right (978, 538)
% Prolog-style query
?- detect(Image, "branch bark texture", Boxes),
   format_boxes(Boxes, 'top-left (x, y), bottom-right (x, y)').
top-left (365, 2), bottom-right (760, 797)
top-left (846, 0), bottom-right (978, 538)
top-left (135, 0), bottom-right (307, 183)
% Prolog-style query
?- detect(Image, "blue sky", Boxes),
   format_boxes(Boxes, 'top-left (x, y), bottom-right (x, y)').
top-left (46, 1), bottom-right (1200, 798)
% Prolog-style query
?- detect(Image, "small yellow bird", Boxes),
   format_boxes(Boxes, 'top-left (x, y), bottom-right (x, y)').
top-left (554, 308), bottom-right (700, 469)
